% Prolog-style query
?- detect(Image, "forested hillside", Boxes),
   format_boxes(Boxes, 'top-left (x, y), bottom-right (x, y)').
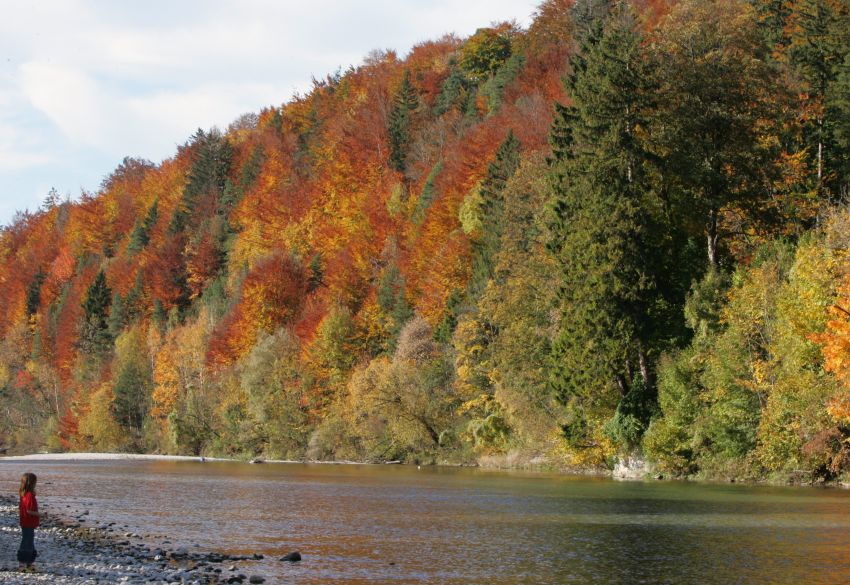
top-left (2, 0), bottom-right (850, 481)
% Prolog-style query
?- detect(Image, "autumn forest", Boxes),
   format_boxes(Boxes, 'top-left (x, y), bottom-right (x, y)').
top-left (2, 0), bottom-right (850, 481)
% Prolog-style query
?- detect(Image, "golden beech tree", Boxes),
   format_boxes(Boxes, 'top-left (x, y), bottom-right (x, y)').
top-left (77, 382), bottom-right (125, 452)
top-left (152, 311), bottom-right (211, 438)
top-left (152, 333), bottom-right (181, 420)
top-left (229, 142), bottom-right (299, 269)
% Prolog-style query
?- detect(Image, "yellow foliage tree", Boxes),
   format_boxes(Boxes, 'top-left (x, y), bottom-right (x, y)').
top-left (151, 311), bottom-right (212, 442)
top-left (77, 383), bottom-right (126, 452)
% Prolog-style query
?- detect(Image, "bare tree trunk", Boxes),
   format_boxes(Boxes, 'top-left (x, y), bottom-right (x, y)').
top-left (637, 340), bottom-right (653, 396)
top-left (817, 116), bottom-right (824, 183)
top-left (707, 207), bottom-right (718, 269)
top-left (415, 415), bottom-right (440, 445)
top-left (616, 374), bottom-right (629, 397)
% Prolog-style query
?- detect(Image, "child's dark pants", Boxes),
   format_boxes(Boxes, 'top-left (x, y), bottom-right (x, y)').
top-left (17, 527), bottom-right (37, 565)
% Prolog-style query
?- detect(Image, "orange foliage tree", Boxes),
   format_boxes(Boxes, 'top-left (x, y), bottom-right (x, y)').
top-left (818, 275), bottom-right (850, 423)
top-left (208, 252), bottom-right (307, 366)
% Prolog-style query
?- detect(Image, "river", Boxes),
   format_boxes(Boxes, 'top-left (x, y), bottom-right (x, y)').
top-left (1, 459), bottom-right (849, 584)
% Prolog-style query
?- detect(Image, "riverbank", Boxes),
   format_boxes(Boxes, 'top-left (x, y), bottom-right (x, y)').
top-left (0, 453), bottom-right (224, 463)
top-left (0, 491), bottom-right (274, 584)
top-left (4, 451), bottom-right (845, 489)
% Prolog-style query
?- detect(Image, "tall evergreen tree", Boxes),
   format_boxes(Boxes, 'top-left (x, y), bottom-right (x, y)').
top-left (546, 7), bottom-right (670, 444)
top-left (435, 68), bottom-right (469, 115)
top-left (569, 0), bottom-right (613, 43)
top-left (111, 328), bottom-right (153, 438)
top-left (151, 300), bottom-right (167, 331)
top-left (112, 359), bottom-right (150, 433)
top-left (128, 200), bottom-right (158, 254)
top-left (377, 263), bottom-right (414, 352)
top-left (25, 270), bottom-right (45, 317)
top-left (307, 253), bottom-right (325, 293)
top-left (388, 71), bottom-right (419, 173)
top-left (78, 270), bottom-right (113, 355)
top-left (412, 161), bottom-right (444, 225)
top-left (785, 0), bottom-right (850, 199)
top-left (221, 144), bottom-right (265, 210)
top-left (752, 0), bottom-right (792, 50)
top-left (169, 129), bottom-right (233, 234)
top-left (829, 51), bottom-right (850, 196)
top-left (452, 133), bottom-right (522, 411)
top-left (123, 272), bottom-right (145, 323)
top-left (469, 131), bottom-right (521, 297)
top-left (107, 293), bottom-right (126, 338)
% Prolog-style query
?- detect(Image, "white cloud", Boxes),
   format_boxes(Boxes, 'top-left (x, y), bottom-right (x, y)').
top-left (123, 82), bottom-right (304, 154)
top-left (0, 0), bottom-right (539, 225)
top-left (0, 148), bottom-right (51, 173)
top-left (0, 77), bottom-right (54, 172)
top-left (19, 62), bottom-right (111, 148)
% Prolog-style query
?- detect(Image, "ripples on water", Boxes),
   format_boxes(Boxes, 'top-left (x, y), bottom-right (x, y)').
top-left (1, 460), bottom-right (849, 584)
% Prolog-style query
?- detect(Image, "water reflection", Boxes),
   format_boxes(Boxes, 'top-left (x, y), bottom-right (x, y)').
top-left (1, 460), bottom-right (849, 584)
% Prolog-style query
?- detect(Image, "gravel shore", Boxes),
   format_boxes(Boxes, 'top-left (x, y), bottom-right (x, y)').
top-left (0, 494), bottom-right (269, 584)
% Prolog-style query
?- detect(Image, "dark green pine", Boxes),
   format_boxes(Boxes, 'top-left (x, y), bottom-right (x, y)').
top-left (469, 131), bottom-right (521, 297)
top-left (128, 200), bottom-right (158, 254)
top-left (787, 0), bottom-right (850, 198)
top-left (546, 5), bottom-right (667, 440)
top-left (169, 129), bottom-right (233, 234)
top-left (107, 292), bottom-right (126, 338)
top-left (79, 270), bottom-right (113, 354)
top-left (388, 71), bottom-right (419, 173)
top-left (25, 270), bottom-right (46, 316)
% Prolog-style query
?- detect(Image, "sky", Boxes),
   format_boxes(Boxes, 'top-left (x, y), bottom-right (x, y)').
top-left (0, 0), bottom-right (538, 227)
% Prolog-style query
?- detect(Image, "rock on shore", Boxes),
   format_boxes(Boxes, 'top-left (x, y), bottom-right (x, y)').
top-left (0, 494), bottom-right (264, 584)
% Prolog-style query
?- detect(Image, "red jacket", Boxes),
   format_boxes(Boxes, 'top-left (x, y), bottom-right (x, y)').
top-left (19, 492), bottom-right (39, 529)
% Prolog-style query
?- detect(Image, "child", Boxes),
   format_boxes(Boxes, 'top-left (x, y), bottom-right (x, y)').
top-left (18, 472), bottom-right (42, 572)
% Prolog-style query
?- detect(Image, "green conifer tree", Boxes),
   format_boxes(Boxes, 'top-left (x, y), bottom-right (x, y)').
top-left (123, 273), bottom-right (145, 323)
top-left (829, 52), bottom-right (850, 194)
top-left (307, 253), bottom-right (325, 292)
top-left (108, 293), bottom-right (126, 338)
top-left (78, 270), bottom-right (113, 355)
top-left (435, 69), bottom-right (469, 115)
top-left (112, 360), bottom-right (150, 432)
top-left (787, 0), bottom-right (850, 198)
top-left (128, 200), bottom-right (158, 254)
top-left (752, 0), bottom-right (791, 50)
top-left (151, 299), bottom-right (167, 331)
top-left (388, 71), bottom-right (419, 173)
top-left (412, 161), bottom-right (444, 225)
top-left (111, 328), bottom-right (153, 438)
top-left (546, 7), bottom-right (669, 445)
top-left (469, 131), bottom-right (521, 297)
top-left (377, 264), bottom-right (414, 352)
top-left (25, 270), bottom-right (45, 316)
top-left (570, 0), bottom-right (613, 43)
top-left (169, 129), bottom-right (233, 234)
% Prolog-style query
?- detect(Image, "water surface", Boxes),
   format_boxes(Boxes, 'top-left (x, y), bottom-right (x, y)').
top-left (1, 459), bottom-right (849, 584)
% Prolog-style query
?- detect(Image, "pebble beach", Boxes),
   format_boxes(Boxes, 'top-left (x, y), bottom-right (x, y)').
top-left (0, 455), bottom-right (280, 584)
